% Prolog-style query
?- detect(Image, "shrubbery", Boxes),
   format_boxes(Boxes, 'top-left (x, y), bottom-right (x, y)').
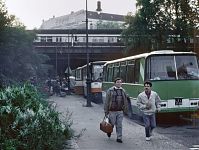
top-left (0, 84), bottom-right (73, 150)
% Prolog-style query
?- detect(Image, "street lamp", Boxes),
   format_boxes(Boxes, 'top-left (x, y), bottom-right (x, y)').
top-left (85, 0), bottom-right (102, 107)
top-left (55, 47), bottom-right (58, 76)
top-left (67, 31), bottom-right (71, 95)
top-left (85, 0), bottom-right (92, 107)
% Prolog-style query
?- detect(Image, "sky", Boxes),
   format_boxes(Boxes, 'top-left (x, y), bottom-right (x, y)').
top-left (4, 0), bottom-right (137, 30)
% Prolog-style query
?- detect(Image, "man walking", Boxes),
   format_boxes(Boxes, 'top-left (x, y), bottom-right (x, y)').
top-left (137, 81), bottom-right (161, 141)
top-left (104, 78), bottom-right (128, 143)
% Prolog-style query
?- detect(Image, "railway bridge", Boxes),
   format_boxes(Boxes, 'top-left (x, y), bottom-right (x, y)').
top-left (33, 29), bottom-right (126, 76)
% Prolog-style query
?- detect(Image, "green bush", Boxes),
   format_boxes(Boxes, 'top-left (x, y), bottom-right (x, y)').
top-left (0, 84), bottom-right (73, 150)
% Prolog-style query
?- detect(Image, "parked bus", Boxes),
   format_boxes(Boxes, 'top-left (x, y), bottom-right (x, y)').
top-left (102, 50), bottom-right (199, 125)
top-left (74, 61), bottom-right (107, 103)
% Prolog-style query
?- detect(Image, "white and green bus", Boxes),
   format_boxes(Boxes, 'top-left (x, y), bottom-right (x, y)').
top-left (102, 50), bottom-right (199, 125)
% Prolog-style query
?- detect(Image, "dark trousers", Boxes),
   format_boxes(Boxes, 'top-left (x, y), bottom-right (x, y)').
top-left (142, 113), bottom-right (156, 137)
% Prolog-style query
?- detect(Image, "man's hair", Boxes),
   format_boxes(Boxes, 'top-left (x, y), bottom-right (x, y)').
top-left (144, 81), bottom-right (152, 87)
top-left (114, 77), bottom-right (122, 83)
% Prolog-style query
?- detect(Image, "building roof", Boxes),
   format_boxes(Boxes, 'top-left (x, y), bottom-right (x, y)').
top-left (87, 11), bottom-right (125, 22)
top-left (40, 10), bottom-right (125, 29)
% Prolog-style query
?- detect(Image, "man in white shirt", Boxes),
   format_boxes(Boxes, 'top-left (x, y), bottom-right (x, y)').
top-left (137, 81), bottom-right (161, 141)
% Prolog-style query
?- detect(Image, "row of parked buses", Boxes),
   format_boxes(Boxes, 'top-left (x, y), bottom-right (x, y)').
top-left (74, 61), bottom-right (107, 104)
top-left (74, 50), bottom-right (199, 125)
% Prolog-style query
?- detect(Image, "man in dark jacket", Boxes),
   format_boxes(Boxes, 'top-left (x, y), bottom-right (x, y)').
top-left (104, 78), bottom-right (128, 143)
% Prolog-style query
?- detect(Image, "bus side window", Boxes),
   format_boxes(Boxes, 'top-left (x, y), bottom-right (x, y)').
top-left (120, 63), bottom-right (127, 82)
top-left (107, 66), bottom-right (113, 82)
top-left (113, 66), bottom-right (120, 80)
top-left (113, 62), bottom-right (120, 81)
top-left (126, 60), bottom-right (135, 83)
top-left (135, 59), bottom-right (140, 83)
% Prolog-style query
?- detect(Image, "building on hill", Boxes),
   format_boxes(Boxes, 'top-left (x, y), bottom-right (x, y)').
top-left (40, 10), bottom-right (126, 30)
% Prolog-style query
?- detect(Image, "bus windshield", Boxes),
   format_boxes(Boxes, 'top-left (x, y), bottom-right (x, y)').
top-left (146, 55), bottom-right (199, 80)
top-left (92, 65), bottom-right (104, 81)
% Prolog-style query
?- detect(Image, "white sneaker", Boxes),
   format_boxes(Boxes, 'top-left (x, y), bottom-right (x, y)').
top-left (146, 137), bottom-right (151, 141)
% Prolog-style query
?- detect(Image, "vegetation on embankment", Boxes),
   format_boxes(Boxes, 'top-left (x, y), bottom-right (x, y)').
top-left (0, 84), bottom-right (73, 150)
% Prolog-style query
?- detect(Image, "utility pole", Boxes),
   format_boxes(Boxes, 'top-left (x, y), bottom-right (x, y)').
top-left (85, 0), bottom-right (92, 107)
top-left (85, 0), bottom-right (102, 107)
top-left (55, 47), bottom-right (58, 76)
top-left (67, 30), bottom-right (71, 95)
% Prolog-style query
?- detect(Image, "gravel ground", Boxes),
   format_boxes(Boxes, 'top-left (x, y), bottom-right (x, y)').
top-left (48, 95), bottom-right (198, 150)
top-left (156, 125), bottom-right (199, 149)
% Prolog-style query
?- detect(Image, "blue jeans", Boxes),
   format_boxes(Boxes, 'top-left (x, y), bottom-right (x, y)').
top-left (109, 111), bottom-right (123, 140)
top-left (142, 113), bottom-right (156, 137)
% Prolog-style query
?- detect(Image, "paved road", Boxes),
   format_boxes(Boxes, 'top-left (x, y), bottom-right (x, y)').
top-left (49, 95), bottom-right (197, 150)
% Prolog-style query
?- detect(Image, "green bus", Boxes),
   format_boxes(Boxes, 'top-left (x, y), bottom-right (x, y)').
top-left (102, 50), bottom-right (199, 125)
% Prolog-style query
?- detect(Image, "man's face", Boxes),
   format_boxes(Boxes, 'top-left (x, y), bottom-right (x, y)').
top-left (144, 84), bottom-right (151, 92)
top-left (115, 79), bottom-right (122, 88)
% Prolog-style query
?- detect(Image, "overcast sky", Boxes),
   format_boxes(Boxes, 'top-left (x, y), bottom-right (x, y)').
top-left (5, 0), bottom-right (137, 29)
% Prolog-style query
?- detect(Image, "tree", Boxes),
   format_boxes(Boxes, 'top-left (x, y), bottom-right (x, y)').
top-left (0, 1), bottom-right (12, 30)
top-left (163, 0), bottom-right (198, 51)
top-left (0, 0), bottom-right (50, 86)
top-left (122, 0), bottom-right (199, 54)
top-left (122, 0), bottom-right (156, 55)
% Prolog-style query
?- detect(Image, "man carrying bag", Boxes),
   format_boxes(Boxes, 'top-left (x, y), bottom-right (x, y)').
top-left (103, 78), bottom-right (128, 143)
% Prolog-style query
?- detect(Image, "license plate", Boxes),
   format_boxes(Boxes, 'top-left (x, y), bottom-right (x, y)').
top-left (175, 98), bottom-right (182, 105)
